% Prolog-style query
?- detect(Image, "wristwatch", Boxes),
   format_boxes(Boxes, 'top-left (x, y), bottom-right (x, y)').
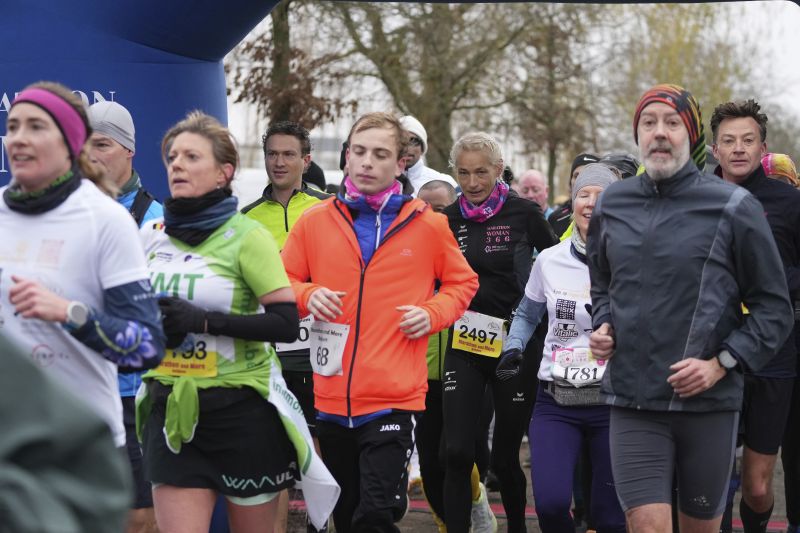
top-left (64, 301), bottom-right (90, 331)
top-left (716, 349), bottom-right (738, 371)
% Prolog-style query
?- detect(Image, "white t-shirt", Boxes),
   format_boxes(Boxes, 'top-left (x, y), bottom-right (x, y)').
top-left (525, 239), bottom-right (605, 386)
top-left (0, 180), bottom-right (150, 446)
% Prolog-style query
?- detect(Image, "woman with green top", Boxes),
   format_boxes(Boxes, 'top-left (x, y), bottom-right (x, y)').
top-left (137, 111), bottom-right (337, 532)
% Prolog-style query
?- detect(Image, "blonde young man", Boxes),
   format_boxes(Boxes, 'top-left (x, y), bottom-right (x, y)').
top-left (282, 112), bottom-right (478, 533)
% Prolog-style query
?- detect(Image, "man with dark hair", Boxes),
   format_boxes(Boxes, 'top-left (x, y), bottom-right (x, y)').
top-left (711, 99), bottom-right (800, 533)
top-left (244, 121), bottom-right (329, 247)
top-left (548, 153), bottom-right (600, 237)
top-left (242, 120), bottom-right (330, 533)
top-left (588, 84), bottom-right (792, 533)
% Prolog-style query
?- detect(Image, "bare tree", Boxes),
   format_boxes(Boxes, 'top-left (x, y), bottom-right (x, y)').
top-left (320, 2), bottom-right (537, 171)
top-left (510, 4), bottom-right (607, 201)
top-left (226, 0), bottom-right (356, 130)
top-left (599, 3), bottom-right (759, 152)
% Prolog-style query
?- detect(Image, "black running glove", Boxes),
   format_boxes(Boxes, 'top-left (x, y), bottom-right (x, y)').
top-left (158, 296), bottom-right (206, 348)
top-left (496, 348), bottom-right (523, 381)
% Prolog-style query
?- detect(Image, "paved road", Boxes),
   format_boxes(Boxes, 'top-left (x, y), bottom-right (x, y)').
top-left (291, 444), bottom-right (792, 532)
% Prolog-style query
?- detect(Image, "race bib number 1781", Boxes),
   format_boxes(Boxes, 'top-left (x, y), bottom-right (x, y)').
top-left (550, 347), bottom-right (605, 387)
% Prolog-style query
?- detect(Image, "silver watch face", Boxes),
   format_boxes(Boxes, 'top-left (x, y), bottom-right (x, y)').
top-left (68, 302), bottom-right (89, 326)
top-left (718, 352), bottom-right (736, 369)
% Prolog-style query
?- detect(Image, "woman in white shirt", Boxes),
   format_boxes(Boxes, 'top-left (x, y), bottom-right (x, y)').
top-left (497, 163), bottom-right (625, 533)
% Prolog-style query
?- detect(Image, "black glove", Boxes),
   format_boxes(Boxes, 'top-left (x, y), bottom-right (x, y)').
top-left (158, 296), bottom-right (206, 347)
top-left (496, 348), bottom-right (523, 381)
top-left (163, 331), bottom-right (187, 350)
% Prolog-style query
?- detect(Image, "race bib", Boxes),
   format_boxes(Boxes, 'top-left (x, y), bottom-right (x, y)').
top-left (550, 347), bottom-right (605, 387)
top-left (157, 335), bottom-right (218, 377)
top-left (452, 311), bottom-right (505, 358)
top-left (309, 320), bottom-right (350, 376)
top-left (275, 315), bottom-right (313, 353)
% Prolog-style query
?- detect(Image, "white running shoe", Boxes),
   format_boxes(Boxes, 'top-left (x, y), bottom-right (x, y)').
top-left (470, 482), bottom-right (497, 533)
top-left (408, 446), bottom-right (422, 492)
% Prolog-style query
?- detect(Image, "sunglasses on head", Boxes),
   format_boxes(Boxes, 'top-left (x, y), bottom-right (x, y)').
top-left (408, 136), bottom-right (423, 147)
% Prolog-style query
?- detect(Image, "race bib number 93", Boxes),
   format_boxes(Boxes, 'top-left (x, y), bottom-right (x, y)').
top-left (157, 335), bottom-right (218, 378)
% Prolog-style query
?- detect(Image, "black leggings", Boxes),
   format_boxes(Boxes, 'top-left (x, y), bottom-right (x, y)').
top-left (417, 380), bottom-right (494, 522)
top-left (416, 380), bottom-right (447, 521)
top-left (442, 345), bottom-right (538, 533)
top-left (783, 372), bottom-right (800, 526)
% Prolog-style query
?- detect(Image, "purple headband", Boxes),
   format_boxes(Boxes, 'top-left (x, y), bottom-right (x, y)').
top-left (12, 87), bottom-right (88, 159)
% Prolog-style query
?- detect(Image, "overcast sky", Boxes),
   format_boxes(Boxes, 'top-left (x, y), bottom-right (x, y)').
top-left (739, 1), bottom-right (800, 113)
top-left (227, 0), bottom-right (800, 174)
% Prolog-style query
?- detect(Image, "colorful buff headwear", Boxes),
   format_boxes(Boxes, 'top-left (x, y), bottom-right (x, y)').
top-left (762, 153), bottom-right (798, 186)
top-left (11, 87), bottom-right (89, 160)
top-left (633, 83), bottom-right (705, 170)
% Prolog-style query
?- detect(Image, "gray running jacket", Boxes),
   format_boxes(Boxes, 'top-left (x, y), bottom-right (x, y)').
top-left (586, 161), bottom-right (793, 412)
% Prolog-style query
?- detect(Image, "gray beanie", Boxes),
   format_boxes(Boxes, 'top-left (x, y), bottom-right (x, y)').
top-left (572, 163), bottom-right (619, 204)
top-left (88, 101), bottom-right (135, 152)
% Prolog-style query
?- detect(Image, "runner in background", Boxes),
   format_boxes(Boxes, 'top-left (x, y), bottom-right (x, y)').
top-left (442, 131), bottom-right (558, 533)
top-left (88, 100), bottom-right (164, 533)
top-left (241, 120), bottom-right (330, 533)
top-left (416, 179), bottom-right (496, 533)
top-left (499, 163), bottom-right (625, 533)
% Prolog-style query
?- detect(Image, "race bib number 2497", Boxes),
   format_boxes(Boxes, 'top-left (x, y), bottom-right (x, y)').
top-left (452, 311), bottom-right (505, 358)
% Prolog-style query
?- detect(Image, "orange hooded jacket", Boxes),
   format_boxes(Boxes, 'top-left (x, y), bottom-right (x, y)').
top-left (281, 196), bottom-right (478, 418)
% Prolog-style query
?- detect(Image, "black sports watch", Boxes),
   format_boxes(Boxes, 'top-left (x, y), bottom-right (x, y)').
top-left (716, 350), bottom-right (737, 371)
top-left (64, 301), bottom-right (90, 331)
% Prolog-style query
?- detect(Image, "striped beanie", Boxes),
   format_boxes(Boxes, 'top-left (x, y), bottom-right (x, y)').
top-left (633, 84), bottom-right (706, 170)
top-left (762, 153), bottom-right (798, 186)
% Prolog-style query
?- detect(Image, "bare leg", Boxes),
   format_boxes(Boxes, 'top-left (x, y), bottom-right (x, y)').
top-left (626, 503), bottom-right (671, 533)
top-left (152, 485), bottom-right (215, 533)
top-left (227, 497), bottom-right (279, 533)
top-left (125, 507), bottom-right (159, 533)
top-left (741, 446), bottom-right (778, 512)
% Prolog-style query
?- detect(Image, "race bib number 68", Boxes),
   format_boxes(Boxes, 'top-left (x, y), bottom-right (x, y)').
top-left (309, 320), bottom-right (350, 376)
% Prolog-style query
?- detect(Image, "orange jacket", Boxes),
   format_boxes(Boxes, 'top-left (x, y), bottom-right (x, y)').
top-left (281, 197), bottom-right (478, 417)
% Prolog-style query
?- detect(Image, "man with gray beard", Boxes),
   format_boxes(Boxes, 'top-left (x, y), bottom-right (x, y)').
top-left (586, 84), bottom-right (793, 533)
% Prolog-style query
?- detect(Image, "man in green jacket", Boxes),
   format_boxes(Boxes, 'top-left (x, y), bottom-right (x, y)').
top-left (242, 120), bottom-right (330, 533)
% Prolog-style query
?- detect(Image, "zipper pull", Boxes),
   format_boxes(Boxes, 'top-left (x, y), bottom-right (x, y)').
top-left (374, 213), bottom-right (382, 251)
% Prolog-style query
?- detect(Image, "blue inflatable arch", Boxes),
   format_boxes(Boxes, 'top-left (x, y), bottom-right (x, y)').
top-left (1, 0), bottom-right (279, 200)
